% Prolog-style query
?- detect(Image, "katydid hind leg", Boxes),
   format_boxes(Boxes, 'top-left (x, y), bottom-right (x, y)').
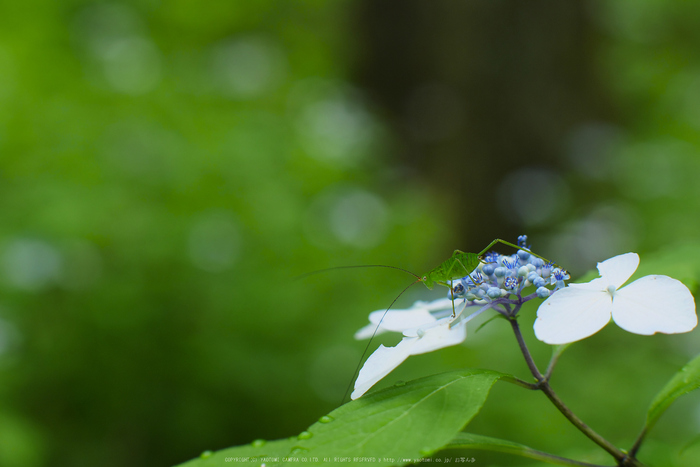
top-left (453, 254), bottom-right (477, 280)
top-left (478, 238), bottom-right (555, 266)
top-left (476, 238), bottom-right (507, 257)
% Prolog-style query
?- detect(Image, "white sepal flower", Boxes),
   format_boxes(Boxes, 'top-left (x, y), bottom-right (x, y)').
top-left (351, 299), bottom-right (470, 400)
top-left (534, 252), bottom-right (697, 345)
top-left (354, 298), bottom-right (454, 340)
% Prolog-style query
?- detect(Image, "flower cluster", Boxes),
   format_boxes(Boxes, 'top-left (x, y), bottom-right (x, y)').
top-left (351, 236), bottom-right (567, 399)
top-left (447, 237), bottom-right (568, 306)
top-left (351, 239), bottom-right (698, 400)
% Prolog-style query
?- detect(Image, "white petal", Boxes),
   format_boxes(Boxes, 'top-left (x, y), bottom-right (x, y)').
top-left (596, 253), bottom-right (639, 289)
top-left (568, 277), bottom-right (607, 291)
top-left (351, 318), bottom-right (468, 399)
top-left (408, 319), bottom-right (467, 355)
top-left (612, 275), bottom-right (698, 335)
top-left (403, 300), bottom-right (468, 337)
top-left (351, 340), bottom-right (414, 399)
top-left (420, 298), bottom-right (455, 312)
top-left (534, 286), bottom-right (614, 344)
top-left (354, 323), bottom-right (388, 340)
top-left (371, 308), bottom-right (436, 332)
top-left (355, 308), bottom-right (436, 340)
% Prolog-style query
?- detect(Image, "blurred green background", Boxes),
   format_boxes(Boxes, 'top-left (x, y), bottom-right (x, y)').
top-left (1, 0), bottom-right (700, 466)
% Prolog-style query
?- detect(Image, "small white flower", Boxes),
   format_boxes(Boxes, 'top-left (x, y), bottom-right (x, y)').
top-left (354, 298), bottom-right (454, 340)
top-left (534, 252), bottom-right (697, 345)
top-left (352, 298), bottom-right (478, 400)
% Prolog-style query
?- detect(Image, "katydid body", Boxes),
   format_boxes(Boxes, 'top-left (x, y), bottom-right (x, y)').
top-left (420, 250), bottom-right (479, 289)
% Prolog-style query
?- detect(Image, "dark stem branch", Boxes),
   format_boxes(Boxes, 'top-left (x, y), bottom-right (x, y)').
top-left (501, 375), bottom-right (539, 390)
top-left (509, 316), bottom-right (545, 382)
top-left (507, 317), bottom-right (646, 467)
top-left (627, 427), bottom-right (647, 459)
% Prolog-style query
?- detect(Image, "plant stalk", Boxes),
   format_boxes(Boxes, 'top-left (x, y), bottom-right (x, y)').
top-left (507, 317), bottom-right (646, 467)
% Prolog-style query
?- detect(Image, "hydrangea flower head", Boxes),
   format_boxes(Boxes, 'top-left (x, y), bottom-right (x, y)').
top-left (351, 236), bottom-right (562, 399)
top-left (534, 253), bottom-right (697, 345)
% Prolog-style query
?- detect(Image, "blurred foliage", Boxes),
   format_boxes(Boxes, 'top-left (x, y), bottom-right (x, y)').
top-left (0, 1), bottom-right (446, 466)
top-left (0, 1), bottom-right (699, 467)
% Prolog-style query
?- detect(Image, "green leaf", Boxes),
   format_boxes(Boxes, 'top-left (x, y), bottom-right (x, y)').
top-left (445, 433), bottom-right (601, 467)
top-left (280, 369), bottom-right (505, 466)
top-left (646, 353), bottom-right (700, 429)
top-left (173, 437), bottom-right (298, 467)
top-left (681, 434), bottom-right (700, 455)
top-left (174, 369), bottom-right (509, 467)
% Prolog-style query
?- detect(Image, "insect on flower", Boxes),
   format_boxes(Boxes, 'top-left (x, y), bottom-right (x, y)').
top-left (417, 238), bottom-right (556, 316)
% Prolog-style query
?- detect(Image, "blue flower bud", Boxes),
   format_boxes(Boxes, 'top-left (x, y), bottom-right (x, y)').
top-left (550, 268), bottom-right (570, 290)
top-left (517, 266), bottom-right (529, 277)
top-left (536, 287), bottom-right (550, 299)
top-left (527, 272), bottom-right (539, 283)
top-left (552, 268), bottom-right (569, 281)
top-left (517, 235), bottom-right (528, 248)
top-left (530, 257), bottom-right (544, 268)
top-left (484, 252), bottom-right (500, 264)
top-left (494, 267), bottom-right (506, 278)
top-left (482, 264), bottom-right (496, 276)
top-left (517, 250), bottom-right (530, 261)
top-left (487, 287), bottom-right (502, 299)
top-left (542, 261), bottom-right (555, 277)
top-left (449, 282), bottom-right (466, 299)
top-left (533, 277), bottom-right (546, 288)
top-left (550, 268), bottom-right (569, 284)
